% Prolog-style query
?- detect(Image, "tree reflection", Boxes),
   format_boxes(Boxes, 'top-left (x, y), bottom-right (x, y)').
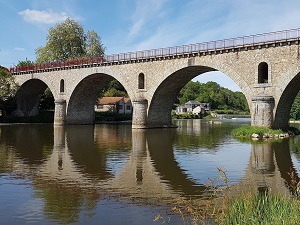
top-left (1, 122), bottom-right (300, 224)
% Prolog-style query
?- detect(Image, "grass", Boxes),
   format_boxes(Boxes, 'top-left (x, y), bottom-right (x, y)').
top-left (231, 126), bottom-right (284, 138)
top-left (155, 168), bottom-right (300, 225)
top-left (224, 193), bottom-right (300, 225)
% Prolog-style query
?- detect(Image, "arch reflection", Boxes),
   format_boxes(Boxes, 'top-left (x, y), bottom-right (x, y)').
top-left (1, 123), bottom-right (300, 224)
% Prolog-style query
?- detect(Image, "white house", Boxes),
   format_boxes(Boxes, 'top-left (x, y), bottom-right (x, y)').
top-left (176, 101), bottom-right (210, 114)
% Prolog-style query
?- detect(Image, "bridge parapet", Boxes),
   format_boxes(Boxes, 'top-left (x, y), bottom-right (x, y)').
top-left (10, 28), bottom-right (300, 75)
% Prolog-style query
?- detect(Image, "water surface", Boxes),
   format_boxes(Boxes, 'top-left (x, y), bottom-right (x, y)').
top-left (0, 119), bottom-right (299, 224)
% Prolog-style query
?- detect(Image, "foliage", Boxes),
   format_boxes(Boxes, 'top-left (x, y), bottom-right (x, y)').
top-left (178, 81), bottom-right (249, 112)
top-left (291, 92), bottom-right (300, 119)
top-left (0, 67), bottom-right (18, 114)
top-left (40, 88), bottom-right (55, 110)
top-left (17, 59), bottom-right (34, 67)
top-left (100, 79), bottom-right (128, 98)
top-left (85, 30), bottom-right (105, 57)
top-left (36, 18), bottom-right (105, 63)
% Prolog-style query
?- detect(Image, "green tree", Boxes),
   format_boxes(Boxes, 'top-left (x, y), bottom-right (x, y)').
top-left (86, 30), bottom-right (105, 57)
top-left (178, 80), bottom-right (249, 112)
top-left (99, 80), bottom-right (128, 98)
top-left (291, 92), bottom-right (300, 119)
top-left (17, 59), bottom-right (35, 67)
top-left (0, 67), bottom-right (18, 115)
top-left (36, 18), bottom-right (105, 63)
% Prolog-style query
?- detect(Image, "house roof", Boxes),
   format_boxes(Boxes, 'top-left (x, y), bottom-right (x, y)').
top-left (124, 97), bottom-right (131, 103)
top-left (97, 97), bottom-right (123, 105)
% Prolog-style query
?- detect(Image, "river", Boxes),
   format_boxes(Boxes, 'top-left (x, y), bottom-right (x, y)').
top-left (0, 119), bottom-right (300, 224)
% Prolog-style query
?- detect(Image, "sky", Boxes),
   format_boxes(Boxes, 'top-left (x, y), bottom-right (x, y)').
top-left (1, 0), bottom-right (300, 91)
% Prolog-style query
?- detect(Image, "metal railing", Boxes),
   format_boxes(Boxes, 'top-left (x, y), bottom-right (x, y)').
top-left (10, 28), bottom-right (300, 74)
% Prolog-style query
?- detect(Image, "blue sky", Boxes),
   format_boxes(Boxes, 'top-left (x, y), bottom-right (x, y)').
top-left (1, 0), bottom-right (300, 91)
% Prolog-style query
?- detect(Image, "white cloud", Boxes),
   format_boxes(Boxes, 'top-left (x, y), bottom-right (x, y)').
top-left (14, 47), bottom-right (25, 51)
top-left (18, 9), bottom-right (69, 24)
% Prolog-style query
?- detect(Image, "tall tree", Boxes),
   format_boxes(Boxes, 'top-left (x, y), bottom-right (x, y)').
top-left (36, 18), bottom-right (105, 63)
top-left (86, 30), bottom-right (105, 57)
top-left (0, 67), bottom-right (18, 115)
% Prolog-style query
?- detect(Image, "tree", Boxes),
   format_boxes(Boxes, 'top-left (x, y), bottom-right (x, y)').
top-left (291, 92), bottom-right (300, 119)
top-left (0, 67), bottom-right (18, 115)
top-left (86, 30), bottom-right (105, 57)
top-left (17, 59), bottom-right (35, 67)
top-left (99, 80), bottom-right (128, 98)
top-left (36, 18), bottom-right (105, 63)
top-left (178, 80), bottom-right (249, 112)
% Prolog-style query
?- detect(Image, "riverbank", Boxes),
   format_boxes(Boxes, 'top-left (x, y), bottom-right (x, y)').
top-left (0, 111), bottom-right (133, 124)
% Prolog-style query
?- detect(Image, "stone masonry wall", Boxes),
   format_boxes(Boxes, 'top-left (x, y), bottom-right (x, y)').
top-left (14, 42), bottom-right (300, 128)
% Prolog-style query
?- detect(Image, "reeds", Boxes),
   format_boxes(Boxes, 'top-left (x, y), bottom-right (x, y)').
top-left (225, 192), bottom-right (300, 225)
top-left (155, 167), bottom-right (300, 225)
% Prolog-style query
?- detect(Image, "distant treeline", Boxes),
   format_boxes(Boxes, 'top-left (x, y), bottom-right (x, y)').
top-left (177, 81), bottom-right (249, 112)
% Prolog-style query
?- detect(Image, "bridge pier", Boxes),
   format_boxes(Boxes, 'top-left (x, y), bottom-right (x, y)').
top-left (132, 98), bottom-right (148, 129)
top-left (54, 99), bottom-right (66, 126)
top-left (251, 96), bottom-right (275, 128)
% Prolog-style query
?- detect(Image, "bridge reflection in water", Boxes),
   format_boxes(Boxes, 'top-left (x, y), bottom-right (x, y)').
top-left (0, 122), bottom-right (299, 224)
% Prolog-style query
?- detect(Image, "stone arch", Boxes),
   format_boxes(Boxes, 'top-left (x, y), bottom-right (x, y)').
top-left (147, 63), bottom-right (252, 128)
top-left (14, 79), bottom-right (53, 117)
top-left (147, 66), bottom-right (213, 127)
top-left (258, 62), bottom-right (269, 84)
top-left (66, 73), bottom-right (130, 124)
top-left (273, 72), bottom-right (300, 129)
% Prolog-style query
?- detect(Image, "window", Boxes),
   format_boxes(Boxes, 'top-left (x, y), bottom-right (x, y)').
top-left (60, 79), bottom-right (65, 92)
top-left (138, 73), bottom-right (145, 89)
top-left (258, 62), bottom-right (268, 83)
top-left (118, 105), bottom-right (123, 110)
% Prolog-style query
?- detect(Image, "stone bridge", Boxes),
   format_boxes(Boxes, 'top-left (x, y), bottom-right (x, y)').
top-left (11, 28), bottom-right (300, 129)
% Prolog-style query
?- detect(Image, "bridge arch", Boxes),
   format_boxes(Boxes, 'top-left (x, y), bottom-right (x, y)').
top-left (66, 73), bottom-right (130, 124)
top-left (14, 79), bottom-right (54, 117)
top-left (147, 63), bottom-right (252, 128)
top-left (274, 71), bottom-right (300, 129)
